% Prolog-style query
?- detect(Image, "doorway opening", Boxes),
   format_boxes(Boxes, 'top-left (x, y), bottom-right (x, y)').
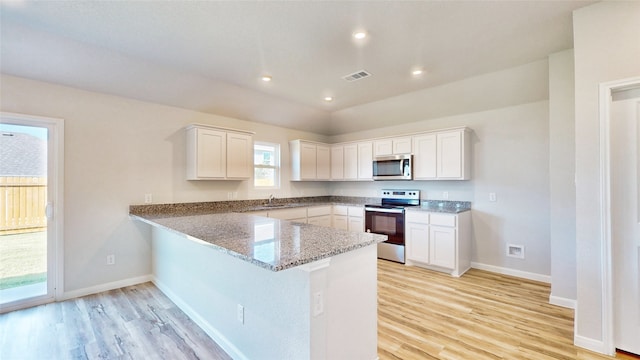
top-left (600, 77), bottom-right (640, 356)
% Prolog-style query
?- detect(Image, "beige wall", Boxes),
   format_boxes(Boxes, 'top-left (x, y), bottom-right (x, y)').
top-left (0, 74), bottom-right (330, 293)
top-left (573, 0), bottom-right (640, 351)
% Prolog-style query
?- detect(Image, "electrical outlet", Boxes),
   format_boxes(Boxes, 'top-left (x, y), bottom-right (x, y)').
top-left (144, 193), bottom-right (153, 204)
top-left (489, 192), bottom-right (497, 202)
top-left (106, 254), bottom-right (115, 265)
top-left (228, 192), bottom-right (233, 200)
top-left (442, 191), bottom-right (449, 200)
top-left (237, 304), bottom-right (244, 324)
top-left (313, 291), bottom-right (324, 317)
top-left (232, 192), bottom-right (238, 200)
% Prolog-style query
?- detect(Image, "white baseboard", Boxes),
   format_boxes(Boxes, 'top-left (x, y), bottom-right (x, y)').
top-left (574, 334), bottom-right (612, 356)
top-left (549, 294), bottom-right (576, 309)
top-left (470, 262), bottom-right (551, 283)
top-left (60, 274), bottom-right (153, 301)
top-left (152, 277), bottom-right (247, 360)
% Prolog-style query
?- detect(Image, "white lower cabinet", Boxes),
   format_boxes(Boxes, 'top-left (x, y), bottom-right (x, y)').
top-left (406, 220), bottom-right (429, 263)
top-left (307, 205), bottom-right (332, 227)
top-left (332, 215), bottom-right (348, 230)
top-left (405, 210), bottom-right (471, 277)
top-left (332, 205), bottom-right (364, 232)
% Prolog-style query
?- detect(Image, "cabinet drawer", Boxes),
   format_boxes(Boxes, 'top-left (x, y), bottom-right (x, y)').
top-left (405, 210), bottom-right (429, 224)
top-left (333, 205), bottom-right (348, 216)
top-left (430, 213), bottom-right (456, 227)
top-left (307, 205), bottom-right (332, 217)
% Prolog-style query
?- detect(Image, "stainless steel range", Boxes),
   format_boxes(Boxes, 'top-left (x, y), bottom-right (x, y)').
top-left (364, 189), bottom-right (420, 263)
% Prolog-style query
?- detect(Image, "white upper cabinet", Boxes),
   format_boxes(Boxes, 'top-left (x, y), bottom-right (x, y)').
top-left (412, 134), bottom-right (437, 179)
top-left (316, 144), bottom-right (331, 180)
top-left (436, 129), bottom-right (470, 180)
top-left (290, 140), bottom-right (331, 181)
top-left (330, 145), bottom-right (344, 180)
top-left (227, 132), bottom-right (253, 179)
top-left (289, 127), bottom-right (470, 182)
top-left (357, 141), bottom-right (373, 180)
top-left (343, 144), bottom-right (358, 180)
top-left (373, 137), bottom-right (412, 157)
top-left (413, 127), bottom-right (470, 180)
top-left (186, 124), bottom-right (253, 180)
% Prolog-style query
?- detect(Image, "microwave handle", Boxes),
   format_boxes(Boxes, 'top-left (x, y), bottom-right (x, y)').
top-left (400, 160), bottom-right (404, 176)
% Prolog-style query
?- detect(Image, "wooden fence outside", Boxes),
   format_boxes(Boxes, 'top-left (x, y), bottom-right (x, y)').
top-left (0, 177), bottom-right (47, 235)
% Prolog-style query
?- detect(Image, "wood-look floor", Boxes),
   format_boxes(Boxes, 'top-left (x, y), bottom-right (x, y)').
top-left (378, 260), bottom-right (637, 360)
top-left (1, 261), bottom-right (637, 359)
top-left (0, 282), bottom-right (231, 360)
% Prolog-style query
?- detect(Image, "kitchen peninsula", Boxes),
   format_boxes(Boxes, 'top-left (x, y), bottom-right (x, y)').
top-left (130, 200), bottom-right (386, 360)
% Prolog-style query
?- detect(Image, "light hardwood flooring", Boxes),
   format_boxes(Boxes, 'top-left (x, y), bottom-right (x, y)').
top-left (378, 260), bottom-right (637, 360)
top-left (0, 282), bottom-right (231, 360)
top-left (1, 261), bottom-right (638, 359)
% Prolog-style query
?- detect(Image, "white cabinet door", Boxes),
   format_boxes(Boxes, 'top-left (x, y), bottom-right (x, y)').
top-left (316, 144), bottom-right (331, 180)
top-left (227, 132), bottom-right (252, 179)
top-left (373, 139), bottom-right (393, 156)
top-left (187, 127), bottom-right (226, 179)
top-left (357, 141), bottom-right (373, 180)
top-left (331, 145), bottom-right (344, 180)
top-left (429, 225), bottom-right (456, 269)
top-left (406, 221), bottom-right (430, 263)
top-left (348, 217), bottom-right (364, 232)
top-left (412, 134), bottom-right (437, 179)
top-left (344, 144), bottom-right (358, 180)
top-left (333, 215), bottom-right (348, 230)
top-left (393, 137), bottom-right (412, 154)
top-left (437, 131), bottom-right (463, 179)
top-left (300, 142), bottom-right (317, 180)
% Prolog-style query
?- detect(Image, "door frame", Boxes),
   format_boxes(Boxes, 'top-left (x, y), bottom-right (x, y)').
top-left (599, 76), bottom-right (640, 355)
top-left (0, 112), bottom-right (64, 312)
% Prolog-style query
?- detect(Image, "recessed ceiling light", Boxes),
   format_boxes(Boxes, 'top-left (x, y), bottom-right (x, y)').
top-left (261, 75), bottom-right (272, 82)
top-left (324, 96), bottom-right (333, 102)
top-left (353, 31), bottom-right (367, 40)
top-left (412, 69), bottom-right (424, 76)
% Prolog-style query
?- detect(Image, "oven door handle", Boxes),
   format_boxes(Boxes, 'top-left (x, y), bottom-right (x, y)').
top-left (365, 207), bottom-right (404, 214)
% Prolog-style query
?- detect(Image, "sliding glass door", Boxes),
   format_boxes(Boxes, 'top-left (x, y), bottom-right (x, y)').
top-left (0, 113), bottom-right (63, 313)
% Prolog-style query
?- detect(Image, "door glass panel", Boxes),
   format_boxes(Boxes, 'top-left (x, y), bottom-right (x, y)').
top-left (0, 124), bottom-right (48, 304)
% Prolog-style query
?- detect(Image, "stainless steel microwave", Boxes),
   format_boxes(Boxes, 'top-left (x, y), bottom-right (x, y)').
top-left (372, 154), bottom-right (412, 180)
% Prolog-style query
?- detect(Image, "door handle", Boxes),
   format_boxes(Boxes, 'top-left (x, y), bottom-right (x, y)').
top-left (45, 202), bottom-right (54, 221)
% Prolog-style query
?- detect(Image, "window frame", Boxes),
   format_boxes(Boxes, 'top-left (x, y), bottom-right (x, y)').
top-left (253, 141), bottom-right (280, 189)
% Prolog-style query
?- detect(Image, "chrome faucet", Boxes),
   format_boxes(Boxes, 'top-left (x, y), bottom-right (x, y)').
top-left (268, 194), bottom-right (275, 204)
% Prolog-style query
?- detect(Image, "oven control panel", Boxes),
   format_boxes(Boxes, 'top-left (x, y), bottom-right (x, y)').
top-left (380, 189), bottom-right (420, 200)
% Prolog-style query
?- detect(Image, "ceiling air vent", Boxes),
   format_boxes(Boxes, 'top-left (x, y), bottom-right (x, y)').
top-left (343, 70), bottom-right (371, 82)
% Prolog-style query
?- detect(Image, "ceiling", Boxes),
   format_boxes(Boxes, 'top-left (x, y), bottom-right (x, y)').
top-left (0, 1), bottom-right (594, 135)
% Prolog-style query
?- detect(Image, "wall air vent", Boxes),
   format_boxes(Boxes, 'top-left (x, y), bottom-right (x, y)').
top-left (342, 70), bottom-right (371, 82)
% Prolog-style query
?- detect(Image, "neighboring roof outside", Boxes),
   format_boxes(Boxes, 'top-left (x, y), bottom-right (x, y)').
top-left (0, 132), bottom-right (46, 177)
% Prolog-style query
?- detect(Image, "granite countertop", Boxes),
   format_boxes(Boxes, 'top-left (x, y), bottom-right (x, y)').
top-left (130, 196), bottom-right (470, 271)
top-left (132, 212), bottom-right (387, 272)
top-left (406, 200), bottom-right (471, 214)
